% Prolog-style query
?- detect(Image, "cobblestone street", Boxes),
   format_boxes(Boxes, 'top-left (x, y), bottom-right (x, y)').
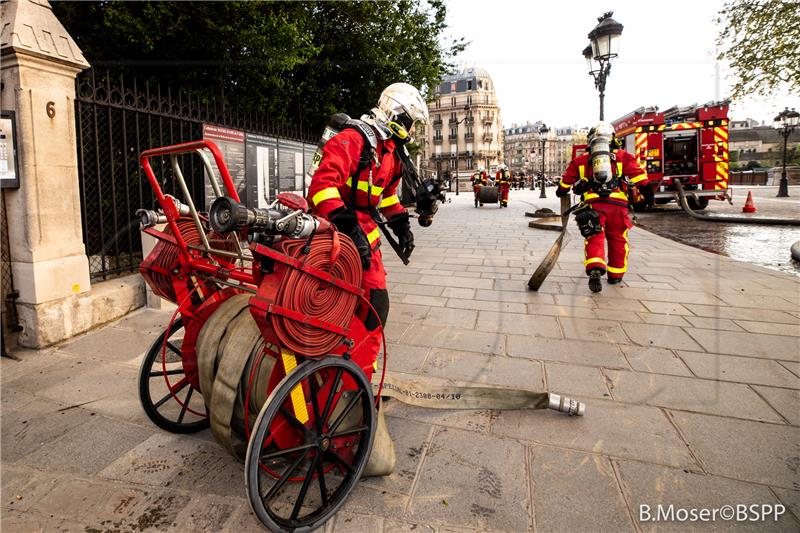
top-left (2, 189), bottom-right (799, 532)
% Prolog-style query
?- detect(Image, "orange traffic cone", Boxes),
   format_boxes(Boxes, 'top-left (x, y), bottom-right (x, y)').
top-left (742, 191), bottom-right (757, 213)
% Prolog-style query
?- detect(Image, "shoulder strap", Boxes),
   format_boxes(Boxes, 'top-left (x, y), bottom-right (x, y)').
top-left (340, 119), bottom-right (378, 207)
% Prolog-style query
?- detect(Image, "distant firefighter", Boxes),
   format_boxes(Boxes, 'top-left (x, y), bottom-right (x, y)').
top-left (495, 164), bottom-right (511, 207)
top-left (472, 166), bottom-right (489, 207)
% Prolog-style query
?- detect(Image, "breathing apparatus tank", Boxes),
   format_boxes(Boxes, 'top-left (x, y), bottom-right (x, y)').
top-left (305, 113), bottom-right (353, 185)
top-left (588, 121), bottom-right (617, 195)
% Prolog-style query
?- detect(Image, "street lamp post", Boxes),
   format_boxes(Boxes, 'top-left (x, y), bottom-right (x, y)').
top-left (583, 12), bottom-right (623, 121)
top-left (773, 107), bottom-right (799, 198)
top-left (529, 150), bottom-right (536, 190)
top-left (539, 124), bottom-right (549, 198)
top-left (453, 104), bottom-right (472, 196)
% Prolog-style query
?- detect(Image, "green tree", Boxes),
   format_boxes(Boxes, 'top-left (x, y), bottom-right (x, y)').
top-left (716, 0), bottom-right (800, 99)
top-left (52, 1), bottom-right (465, 132)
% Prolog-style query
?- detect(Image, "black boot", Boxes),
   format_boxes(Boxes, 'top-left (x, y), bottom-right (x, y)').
top-left (588, 269), bottom-right (603, 293)
top-left (607, 276), bottom-right (623, 285)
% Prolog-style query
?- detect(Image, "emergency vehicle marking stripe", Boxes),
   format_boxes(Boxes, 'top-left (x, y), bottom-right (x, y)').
top-left (281, 349), bottom-right (309, 425)
top-left (312, 187), bottom-right (341, 206)
top-left (345, 177), bottom-right (384, 196)
top-left (714, 127), bottom-right (728, 140)
top-left (635, 133), bottom-right (648, 165)
top-left (669, 122), bottom-right (703, 130)
top-left (366, 227), bottom-right (381, 244)
top-left (378, 194), bottom-right (400, 209)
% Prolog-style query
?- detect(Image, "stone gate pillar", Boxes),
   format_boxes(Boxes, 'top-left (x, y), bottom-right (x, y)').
top-left (1, 0), bottom-right (91, 347)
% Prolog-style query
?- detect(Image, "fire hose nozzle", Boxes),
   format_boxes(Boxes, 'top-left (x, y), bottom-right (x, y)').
top-left (136, 208), bottom-right (167, 229)
top-left (547, 393), bottom-right (586, 416)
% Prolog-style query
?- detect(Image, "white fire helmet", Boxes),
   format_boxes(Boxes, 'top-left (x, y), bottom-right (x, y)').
top-left (588, 121), bottom-right (615, 143)
top-left (478, 166), bottom-right (486, 173)
top-left (372, 83), bottom-right (429, 141)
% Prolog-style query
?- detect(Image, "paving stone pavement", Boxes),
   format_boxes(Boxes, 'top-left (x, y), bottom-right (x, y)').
top-left (2, 189), bottom-right (799, 532)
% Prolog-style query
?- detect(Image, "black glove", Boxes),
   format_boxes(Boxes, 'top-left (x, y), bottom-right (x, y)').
top-left (555, 186), bottom-right (569, 198)
top-left (330, 207), bottom-right (371, 270)
top-left (637, 183), bottom-right (655, 207)
top-left (387, 212), bottom-right (414, 260)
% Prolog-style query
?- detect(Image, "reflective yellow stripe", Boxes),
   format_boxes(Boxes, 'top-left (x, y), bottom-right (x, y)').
top-left (378, 194), bottom-right (400, 209)
top-left (312, 187), bottom-right (341, 206)
top-left (629, 174), bottom-right (648, 184)
top-left (616, 162), bottom-right (623, 175)
top-left (608, 228), bottom-right (630, 275)
top-left (366, 227), bottom-right (380, 244)
top-left (583, 191), bottom-right (628, 202)
top-left (578, 165), bottom-right (585, 179)
top-left (558, 180), bottom-right (570, 189)
top-left (345, 177), bottom-right (384, 196)
top-left (281, 349), bottom-right (309, 424)
top-left (584, 257), bottom-right (606, 266)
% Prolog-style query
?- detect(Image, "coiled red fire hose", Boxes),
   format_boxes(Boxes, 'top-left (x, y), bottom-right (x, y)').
top-left (271, 231), bottom-right (363, 357)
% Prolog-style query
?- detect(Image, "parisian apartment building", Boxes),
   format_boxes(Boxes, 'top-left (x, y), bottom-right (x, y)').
top-left (504, 123), bottom-right (588, 178)
top-left (422, 67), bottom-right (504, 185)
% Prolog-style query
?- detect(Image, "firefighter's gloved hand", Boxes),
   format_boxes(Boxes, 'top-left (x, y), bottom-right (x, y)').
top-left (555, 186), bottom-right (569, 198)
top-left (387, 213), bottom-right (414, 260)
top-left (330, 207), bottom-right (371, 270)
top-left (638, 183), bottom-right (655, 208)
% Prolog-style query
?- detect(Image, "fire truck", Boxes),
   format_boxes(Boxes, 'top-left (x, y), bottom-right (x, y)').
top-left (611, 101), bottom-right (731, 210)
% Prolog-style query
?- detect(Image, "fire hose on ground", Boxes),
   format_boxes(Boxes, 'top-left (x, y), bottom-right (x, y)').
top-left (672, 179), bottom-right (800, 226)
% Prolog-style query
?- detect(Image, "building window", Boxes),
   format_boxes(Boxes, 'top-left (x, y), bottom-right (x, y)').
top-left (451, 96), bottom-right (456, 107)
top-left (435, 98), bottom-right (440, 109)
top-left (484, 94), bottom-right (489, 105)
top-left (450, 158), bottom-right (456, 169)
top-left (467, 157), bottom-right (473, 168)
top-left (434, 129), bottom-right (441, 139)
top-left (467, 95), bottom-right (472, 106)
top-left (450, 127), bottom-right (457, 137)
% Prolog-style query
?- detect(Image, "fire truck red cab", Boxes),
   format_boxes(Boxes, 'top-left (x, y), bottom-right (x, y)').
top-left (612, 101), bottom-right (731, 209)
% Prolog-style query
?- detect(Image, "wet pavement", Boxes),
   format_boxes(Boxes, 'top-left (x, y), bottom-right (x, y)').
top-left (637, 185), bottom-right (800, 276)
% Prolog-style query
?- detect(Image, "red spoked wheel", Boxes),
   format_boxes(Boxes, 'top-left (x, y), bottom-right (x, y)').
top-left (138, 318), bottom-right (210, 433)
top-left (245, 357), bottom-right (376, 533)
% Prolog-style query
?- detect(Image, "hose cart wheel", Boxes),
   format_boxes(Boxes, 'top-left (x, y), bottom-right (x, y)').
top-left (138, 318), bottom-right (210, 433)
top-left (245, 357), bottom-right (376, 533)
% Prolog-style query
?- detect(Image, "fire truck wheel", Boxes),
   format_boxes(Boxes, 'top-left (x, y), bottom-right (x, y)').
top-left (245, 357), bottom-right (376, 533)
top-left (138, 318), bottom-right (210, 434)
top-left (686, 196), bottom-right (709, 210)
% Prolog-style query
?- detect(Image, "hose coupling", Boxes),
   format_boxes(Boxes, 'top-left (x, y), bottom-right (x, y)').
top-left (547, 393), bottom-right (586, 416)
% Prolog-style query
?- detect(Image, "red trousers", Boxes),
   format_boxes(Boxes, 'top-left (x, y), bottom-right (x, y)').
top-left (499, 183), bottom-right (510, 205)
top-left (583, 202), bottom-right (633, 280)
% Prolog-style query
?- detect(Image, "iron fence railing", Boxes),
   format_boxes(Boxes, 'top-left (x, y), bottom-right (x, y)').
top-left (75, 70), bottom-right (316, 281)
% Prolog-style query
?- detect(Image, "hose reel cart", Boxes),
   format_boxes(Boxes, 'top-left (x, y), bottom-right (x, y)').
top-left (136, 140), bottom-right (387, 533)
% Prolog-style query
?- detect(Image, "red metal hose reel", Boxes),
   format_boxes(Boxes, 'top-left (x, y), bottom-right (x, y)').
top-left (136, 140), bottom-right (382, 532)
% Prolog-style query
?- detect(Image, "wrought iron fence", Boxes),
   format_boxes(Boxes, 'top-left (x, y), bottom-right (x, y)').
top-left (75, 70), bottom-right (316, 281)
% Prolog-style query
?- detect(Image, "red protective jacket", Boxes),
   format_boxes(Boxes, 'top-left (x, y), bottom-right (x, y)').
top-left (558, 150), bottom-right (648, 207)
top-left (307, 128), bottom-right (408, 251)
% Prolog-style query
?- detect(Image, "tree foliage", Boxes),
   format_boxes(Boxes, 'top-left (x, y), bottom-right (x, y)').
top-left (52, 1), bottom-right (465, 130)
top-left (716, 0), bottom-right (800, 99)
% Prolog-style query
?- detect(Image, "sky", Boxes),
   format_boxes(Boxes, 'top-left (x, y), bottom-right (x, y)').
top-left (441, 0), bottom-right (800, 129)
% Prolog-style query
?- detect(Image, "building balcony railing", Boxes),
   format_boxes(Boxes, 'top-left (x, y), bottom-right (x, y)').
top-left (482, 133), bottom-right (493, 142)
top-left (448, 118), bottom-right (459, 125)
top-left (464, 133), bottom-right (474, 141)
top-left (433, 137), bottom-right (443, 145)
top-left (448, 134), bottom-right (458, 141)
top-left (432, 119), bottom-right (443, 127)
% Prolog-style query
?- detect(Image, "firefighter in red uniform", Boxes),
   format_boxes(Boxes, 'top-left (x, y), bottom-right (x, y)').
top-left (307, 83), bottom-right (428, 332)
top-left (472, 166), bottom-right (488, 207)
top-left (556, 122), bottom-right (653, 292)
top-left (495, 164), bottom-right (511, 207)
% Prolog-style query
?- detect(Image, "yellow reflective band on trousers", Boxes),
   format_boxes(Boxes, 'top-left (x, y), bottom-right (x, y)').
top-left (584, 257), bottom-right (606, 267)
top-left (345, 177), bottom-right (384, 196)
top-left (281, 349), bottom-right (309, 424)
top-left (629, 173), bottom-right (648, 185)
top-left (607, 228), bottom-right (630, 274)
top-left (312, 187), bottom-right (341, 206)
top-left (366, 227), bottom-right (381, 244)
top-left (379, 194), bottom-right (400, 208)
